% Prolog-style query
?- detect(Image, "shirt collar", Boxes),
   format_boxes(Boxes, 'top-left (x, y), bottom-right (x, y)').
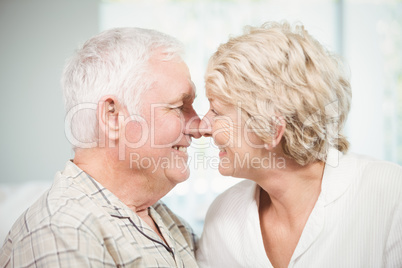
top-left (321, 147), bottom-right (355, 206)
top-left (62, 160), bottom-right (134, 218)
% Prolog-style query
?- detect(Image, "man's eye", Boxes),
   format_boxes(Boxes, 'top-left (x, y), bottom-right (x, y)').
top-left (211, 109), bottom-right (218, 115)
top-left (171, 105), bottom-right (184, 111)
top-left (176, 105), bottom-right (184, 110)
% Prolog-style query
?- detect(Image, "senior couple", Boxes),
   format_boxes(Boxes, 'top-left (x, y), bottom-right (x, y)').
top-left (1, 22), bottom-right (401, 268)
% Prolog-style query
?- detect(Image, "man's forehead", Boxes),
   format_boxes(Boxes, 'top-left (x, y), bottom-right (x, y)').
top-left (145, 80), bottom-right (196, 105)
top-left (144, 58), bottom-right (195, 103)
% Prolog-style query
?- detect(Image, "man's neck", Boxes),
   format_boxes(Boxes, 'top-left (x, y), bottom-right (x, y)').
top-left (73, 147), bottom-right (164, 213)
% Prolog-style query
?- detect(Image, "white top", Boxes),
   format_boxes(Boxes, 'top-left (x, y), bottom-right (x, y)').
top-left (196, 149), bottom-right (402, 267)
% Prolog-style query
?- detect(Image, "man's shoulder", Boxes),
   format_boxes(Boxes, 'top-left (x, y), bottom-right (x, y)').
top-left (5, 169), bottom-right (104, 245)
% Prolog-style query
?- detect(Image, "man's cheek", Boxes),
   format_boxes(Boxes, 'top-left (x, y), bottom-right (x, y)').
top-left (152, 123), bottom-right (183, 147)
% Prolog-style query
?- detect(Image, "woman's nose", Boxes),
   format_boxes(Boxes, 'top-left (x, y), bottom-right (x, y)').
top-left (199, 113), bottom-right (212, 137)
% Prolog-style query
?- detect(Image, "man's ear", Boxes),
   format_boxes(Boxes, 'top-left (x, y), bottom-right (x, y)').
top-left (97, 95), bottom-right (122, 147)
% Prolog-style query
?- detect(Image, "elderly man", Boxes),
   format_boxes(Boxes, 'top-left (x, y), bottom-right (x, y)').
top-left (0, 28), bottom-right (200, 267)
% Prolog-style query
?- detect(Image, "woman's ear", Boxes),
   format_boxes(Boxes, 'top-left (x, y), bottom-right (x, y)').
top-left (264, 115), bottom-right (286, 150)
top-left (97, 95), bottom-right (121, 147)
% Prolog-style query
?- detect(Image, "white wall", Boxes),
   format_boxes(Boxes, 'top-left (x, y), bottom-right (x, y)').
top-left (344, 3), bottom-right (400, 163)
top-left (0, 0), bottom-right (100, 183)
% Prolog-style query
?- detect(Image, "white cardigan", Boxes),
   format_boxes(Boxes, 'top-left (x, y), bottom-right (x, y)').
top-left (196, 149), bottom-right (402, 267)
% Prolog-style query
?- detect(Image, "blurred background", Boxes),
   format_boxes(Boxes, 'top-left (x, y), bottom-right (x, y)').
top-left (0, 0), bottom-right (401, 240)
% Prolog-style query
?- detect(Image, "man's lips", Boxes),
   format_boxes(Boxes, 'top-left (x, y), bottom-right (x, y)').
top-left (172, 145), bottom-right (189, 153)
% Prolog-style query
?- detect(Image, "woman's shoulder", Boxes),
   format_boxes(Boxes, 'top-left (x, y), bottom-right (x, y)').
top-left (197, 180), bottom-right (259, 267)
top-left (219, 179), bottom-right (256, 197)
top-left (345, 152), bottom-right (402, 179)
top-left (205, 180), bottom-right (257, 221)
top-left (343, 151), bottom-right (402, 199)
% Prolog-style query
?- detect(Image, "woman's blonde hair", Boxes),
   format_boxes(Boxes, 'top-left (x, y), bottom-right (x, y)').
top-left (205, 21), bottom-right (352, 165)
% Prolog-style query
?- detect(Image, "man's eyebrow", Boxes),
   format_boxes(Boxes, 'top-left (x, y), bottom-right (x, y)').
top-left (169, 81), bottom-right (196, 103)
top-left (184, 93), bottom-right (196, 101)
top-left (170, 93), bottom-right (195, 104)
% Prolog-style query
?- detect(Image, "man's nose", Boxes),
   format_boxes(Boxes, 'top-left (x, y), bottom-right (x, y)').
top-left (185, 109), bottom-right (201, 139)
top-left (199, 113), bottom-right (212, 137)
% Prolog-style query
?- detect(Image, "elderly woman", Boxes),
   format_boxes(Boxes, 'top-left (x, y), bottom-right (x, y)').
top-left (196, 22), bottom-right (402, 268)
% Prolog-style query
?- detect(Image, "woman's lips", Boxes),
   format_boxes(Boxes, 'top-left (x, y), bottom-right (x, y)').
top-left (219, 148), bottom-right (227, 158)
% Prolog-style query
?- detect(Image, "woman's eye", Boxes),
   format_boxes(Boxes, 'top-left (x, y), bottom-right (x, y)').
top-left (211, 109), bottom-right (218, 115)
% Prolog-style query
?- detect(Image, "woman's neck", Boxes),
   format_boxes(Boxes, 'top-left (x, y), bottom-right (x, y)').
top-left (257, 160), bottom-right (325, 227)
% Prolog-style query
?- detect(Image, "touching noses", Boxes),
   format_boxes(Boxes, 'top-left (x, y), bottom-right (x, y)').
top-left (184, 109), bottom-right (213, 139)
top-left (199, 111), bottom-right (212, 137)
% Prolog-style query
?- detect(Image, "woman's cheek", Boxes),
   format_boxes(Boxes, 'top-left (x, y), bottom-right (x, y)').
top-left (212, 121), bottom-right (233, 147)
top-left (216, 117), bottom-right (245, 145)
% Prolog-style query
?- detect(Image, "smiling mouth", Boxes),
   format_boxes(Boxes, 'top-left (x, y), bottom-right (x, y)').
top-left (218, 147), bottom-right (227, 157)
top-left (172, 146), bottom-right (188, 153)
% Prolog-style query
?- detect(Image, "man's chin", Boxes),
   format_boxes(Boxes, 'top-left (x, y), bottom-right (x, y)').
top-left (165, 168), bottom-right (190, 185)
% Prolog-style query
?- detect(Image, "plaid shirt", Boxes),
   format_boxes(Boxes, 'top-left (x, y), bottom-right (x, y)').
top-left (0, 161), bottom-right (199, 267)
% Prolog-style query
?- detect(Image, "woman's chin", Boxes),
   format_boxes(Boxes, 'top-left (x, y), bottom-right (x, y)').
top-left (218, 164), bottom-right (235, 177)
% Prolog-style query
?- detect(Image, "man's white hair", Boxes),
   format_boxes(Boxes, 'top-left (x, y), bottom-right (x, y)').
top-left (61, 27), bottom-right (184, 148)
